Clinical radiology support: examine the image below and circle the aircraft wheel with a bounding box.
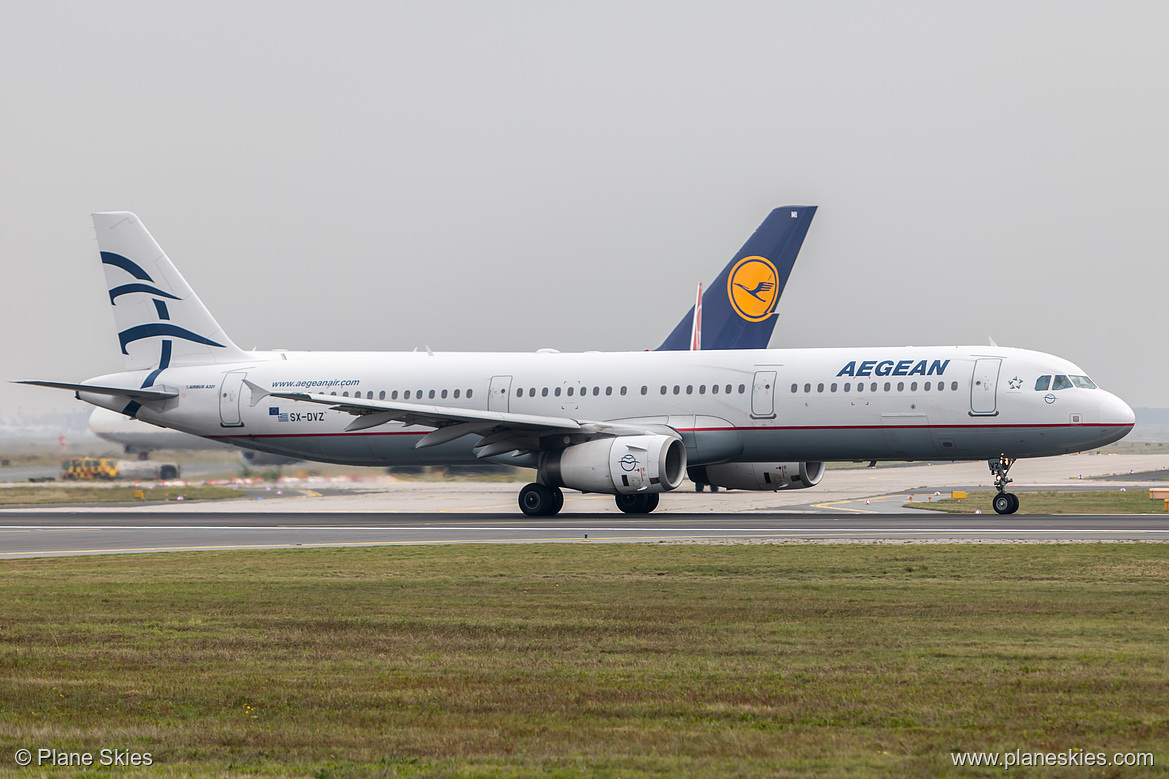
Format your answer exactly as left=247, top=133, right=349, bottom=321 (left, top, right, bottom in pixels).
left=549, top=487, right=564, bottom=516
left=992, top=492, right=1019, bottom=515
left=519, top=483, right=554, bottom=517
left=615, top=494, right=647, bottom=514
left=695, top=483, right=705, bottom=492
left=615, top=493, right=659, bottom=514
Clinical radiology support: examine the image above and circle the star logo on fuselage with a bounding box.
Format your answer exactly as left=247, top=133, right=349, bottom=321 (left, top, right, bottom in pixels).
left=1008, top=376, right=1023, bottom=390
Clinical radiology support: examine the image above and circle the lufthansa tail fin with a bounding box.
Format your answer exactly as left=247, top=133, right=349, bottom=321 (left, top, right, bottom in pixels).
left=656, top=206, right=816, bottom=351
left=94, top=212, right=248, bottom=371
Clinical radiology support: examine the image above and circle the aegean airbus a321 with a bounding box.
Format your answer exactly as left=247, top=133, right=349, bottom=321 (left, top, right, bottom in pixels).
left=19, top=208, right=1134, bottom=516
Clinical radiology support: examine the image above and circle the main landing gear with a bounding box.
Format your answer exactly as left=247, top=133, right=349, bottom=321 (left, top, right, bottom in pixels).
left=518, top=483, right=565, bottom=517
left=517, top=483, right=662, bottom=516
left=989, top=455, right=1019, bottom=515
left=615, top=493, right=659, bottom=514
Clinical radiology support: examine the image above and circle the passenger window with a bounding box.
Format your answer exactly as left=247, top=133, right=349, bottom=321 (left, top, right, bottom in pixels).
left=392, top=390, right=399, bottom=399
left=738, top=384, right=746, bottom=394
left=453, top=389, right=460, bottom=399
left=725, top=385, right=732, bottom=395
left=817, top=383, right=824, bottom=393
left=620, top=386, right=627, bottom=396
left=950, top=381, right=958, bottom=391
left=804, top=383, right=811, bottom=393
left=673, top=385, right=680, bottom=395
left=441, top=389, right=448, bottom=399
left=342, top=391, right=349, bottom=397
left=791, top=384, right=798, bottom=393
left=1034, top=375, right=1051, bottom=391
left=567, top=387, right=574, bottom=397
left=593, top=386, right=600, bottom=396
left=606, top=386, right=612, bottom=396
left=870, top=383, right=877, bottom=393
left=1052, top=375, right=1072, bottom=391
left=884, top=382, right=891, bottom=392
left=661, top=386, right=667, bottom=395
left=641, top=386, right=648, bottom=395
left=830, top=383, right=837, bottom=392
left=541, top=387, right=548, bottom=397
left=429, top=390, right=435, bottom=399
left=555, top=387, right=561, bottom=397
left=699, top=385, right=706, bottom=394
left=686, top=385, right=693, bottom=395
left=529, top=387, right=535, bottom=397
left=379, top=391, right=386, bottom=400
left=712, top=384, right=719, bottom=394
left=843, top=382, right=851, bottom=393
left=909, top=382, right=917, bottom=391
left=897, top=382, right=904, bottom=392
left=515, top=388, right=522, bottom=398
left=466, top=389, right=473, bottom=398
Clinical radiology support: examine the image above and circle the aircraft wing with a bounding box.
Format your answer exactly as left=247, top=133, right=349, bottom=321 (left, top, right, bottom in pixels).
left=14, top=380, right=178, bottom=402
left=259, top=386, right=665, bottom=457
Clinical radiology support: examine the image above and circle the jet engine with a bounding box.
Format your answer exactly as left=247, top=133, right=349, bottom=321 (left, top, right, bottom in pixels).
left=688, top=461, right=825, bottom=491
left=542, top=435, right=687, bottom=495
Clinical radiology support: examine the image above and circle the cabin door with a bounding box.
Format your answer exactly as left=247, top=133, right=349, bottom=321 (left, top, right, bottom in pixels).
left=219, top=371, right=247, bottom=427
left=970, top=359, right=1002, bottom=416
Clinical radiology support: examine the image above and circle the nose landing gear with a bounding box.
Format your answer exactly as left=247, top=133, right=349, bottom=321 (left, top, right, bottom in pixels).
left=989, top=455, right=1019, bottom=514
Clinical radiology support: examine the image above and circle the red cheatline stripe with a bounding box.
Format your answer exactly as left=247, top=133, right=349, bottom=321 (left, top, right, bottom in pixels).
left=208, top=422, right=1132, bottom=441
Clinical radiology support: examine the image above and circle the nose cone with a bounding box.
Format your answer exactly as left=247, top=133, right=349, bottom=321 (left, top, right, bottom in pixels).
left=1101, top=392, right=1136, bottom=429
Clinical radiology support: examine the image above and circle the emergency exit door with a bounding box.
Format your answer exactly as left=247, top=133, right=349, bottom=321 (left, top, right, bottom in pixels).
left=751, top=370, right=777, bottom=419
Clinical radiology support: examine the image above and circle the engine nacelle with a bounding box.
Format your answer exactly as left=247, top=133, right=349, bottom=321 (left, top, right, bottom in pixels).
left=688, top=461, right=825, bottom=491
left=543, top=435, right=687, bottom=495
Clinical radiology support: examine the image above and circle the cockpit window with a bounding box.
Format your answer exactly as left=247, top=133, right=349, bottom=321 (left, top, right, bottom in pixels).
left=1034, top=375, right=1051, bottom=391
left=1051, top=375, right=1073, bottom=391
left=1070, top=375, right=1097, bottom=389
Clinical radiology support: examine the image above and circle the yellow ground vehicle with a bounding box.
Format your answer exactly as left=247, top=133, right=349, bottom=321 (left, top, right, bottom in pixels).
left=61, top=458, right=180, bottom=480
left=61, top=458, right=119, bottom=480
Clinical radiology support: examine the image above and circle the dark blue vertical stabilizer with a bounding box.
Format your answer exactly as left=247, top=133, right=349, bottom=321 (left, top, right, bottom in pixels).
left=656, top=206, right=816, bottom=351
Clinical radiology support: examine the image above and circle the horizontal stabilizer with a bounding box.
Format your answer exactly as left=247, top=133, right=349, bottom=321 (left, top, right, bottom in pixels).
left=14, top=380, right=177, bottom=401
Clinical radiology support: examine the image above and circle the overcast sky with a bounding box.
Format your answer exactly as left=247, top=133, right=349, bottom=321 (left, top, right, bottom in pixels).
left=3, top=1, right=1166, bottom=418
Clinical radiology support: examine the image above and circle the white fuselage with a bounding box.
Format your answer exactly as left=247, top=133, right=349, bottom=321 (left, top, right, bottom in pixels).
left=78, top=345, right=1135, bottom=469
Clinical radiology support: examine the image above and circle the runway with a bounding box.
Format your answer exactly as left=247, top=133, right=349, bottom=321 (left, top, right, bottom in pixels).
left=3, top=453, right=1167, bottom=557
left=1, top=511, right=1167, bottom=557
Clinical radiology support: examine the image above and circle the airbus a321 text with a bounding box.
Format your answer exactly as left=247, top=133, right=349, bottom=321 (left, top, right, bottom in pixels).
left=20, top=209, right=1134, bottom=516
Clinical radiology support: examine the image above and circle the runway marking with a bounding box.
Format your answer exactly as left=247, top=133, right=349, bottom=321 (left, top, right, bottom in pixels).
left=2, top=525, right=1168, bottom=533
left=4, top=528, right=1169, bottom=558
left=810, top=496, right=889, bottom=513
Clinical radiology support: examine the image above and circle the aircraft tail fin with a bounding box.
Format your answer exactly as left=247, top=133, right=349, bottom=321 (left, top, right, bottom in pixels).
left=93, top=212, right=249, bottom=371
left=656, top=206, right=816, bottom=351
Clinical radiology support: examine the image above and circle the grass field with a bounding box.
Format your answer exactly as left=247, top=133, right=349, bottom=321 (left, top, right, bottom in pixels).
left=0, top=484, right=245, bottom=506
left=911, top=490, right=1169, bottom=515
left=1, top=544, right=1166, bottom=777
